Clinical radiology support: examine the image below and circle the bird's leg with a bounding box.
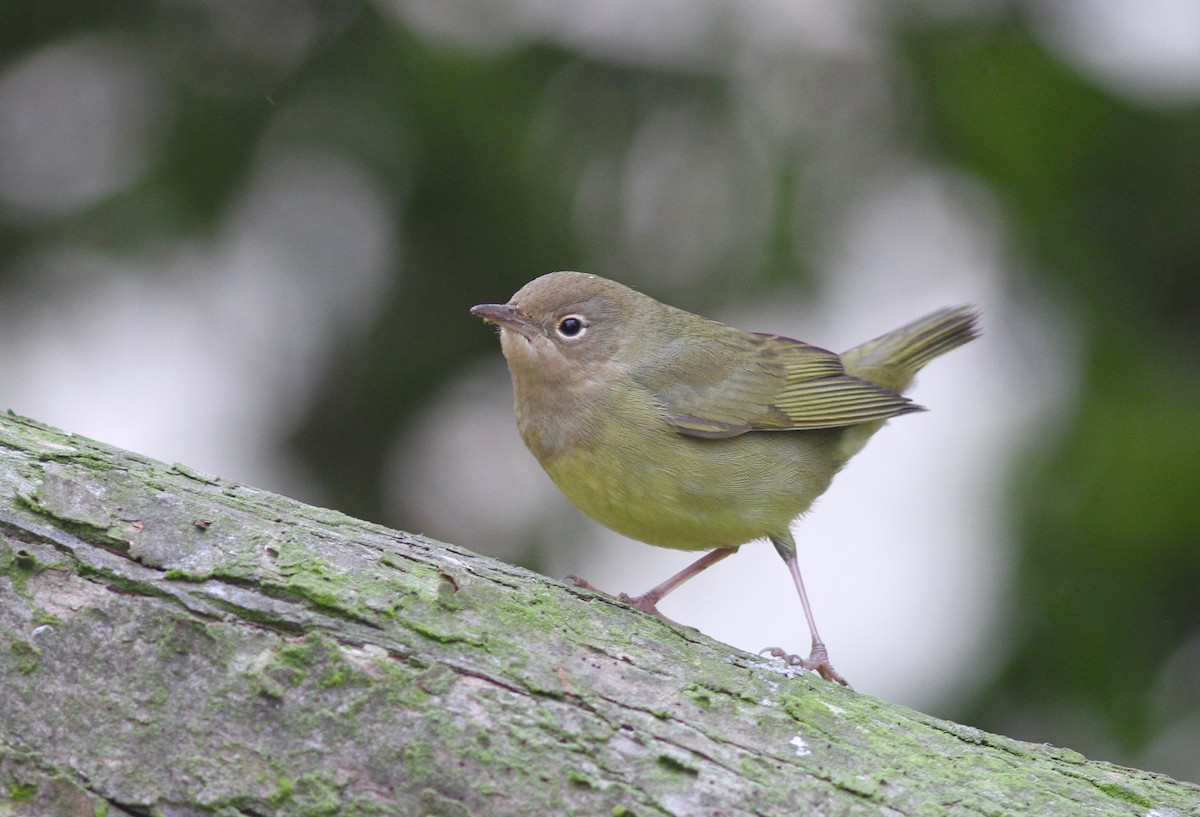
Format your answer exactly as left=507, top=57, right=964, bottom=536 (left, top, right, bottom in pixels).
left=764, top=533, right=850, bottom=687
left=619, top=546, right=739, bottom=618
left=565, top=547, right=739, bottom=622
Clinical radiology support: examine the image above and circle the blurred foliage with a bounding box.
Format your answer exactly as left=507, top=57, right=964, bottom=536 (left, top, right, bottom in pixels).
left=901, top=13, right=1200, bottom=754
left=289, top=29, right=584, bottom=516
left=2, top=0, right=1197, bottom=781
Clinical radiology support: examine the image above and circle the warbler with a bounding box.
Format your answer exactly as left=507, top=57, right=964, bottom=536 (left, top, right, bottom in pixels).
left=472, top=271, right=979, bottom=685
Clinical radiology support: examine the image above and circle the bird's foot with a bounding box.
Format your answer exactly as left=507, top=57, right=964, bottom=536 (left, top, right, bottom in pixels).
left=563, top=576, right=691, bottom=629
left=615, top=591, right=667, bottom=618
left=563, top=575, right=662, bottom=613
left=620, top=592, right=701, bottom=631
left=762, top=644, right=851, bottom=688
left=562, top=574, right=601, bottom=592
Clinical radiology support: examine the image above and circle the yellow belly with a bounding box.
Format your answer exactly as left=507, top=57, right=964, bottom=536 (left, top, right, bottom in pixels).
left=542, top=424, right=844, bottom=551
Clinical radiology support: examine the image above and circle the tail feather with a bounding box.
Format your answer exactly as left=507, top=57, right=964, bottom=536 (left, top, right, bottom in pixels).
left=841, top=306, right=981, bottom=394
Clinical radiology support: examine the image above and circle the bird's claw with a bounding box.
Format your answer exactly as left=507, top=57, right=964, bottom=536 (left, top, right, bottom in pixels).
left=564, top=578, right=692, bottom=630
left=762, top=645, right=851, bottom=688
left=562, top=574, right=600, bottom=591
left=615, top=591, right=655, bottom=615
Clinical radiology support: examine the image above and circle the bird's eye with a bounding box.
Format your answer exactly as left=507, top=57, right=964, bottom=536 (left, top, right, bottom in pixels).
left=556, top=315, right=587, bottom=339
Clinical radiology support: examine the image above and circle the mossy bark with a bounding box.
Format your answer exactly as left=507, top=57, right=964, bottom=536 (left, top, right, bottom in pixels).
left=0, top=412, right=1196, bottom=817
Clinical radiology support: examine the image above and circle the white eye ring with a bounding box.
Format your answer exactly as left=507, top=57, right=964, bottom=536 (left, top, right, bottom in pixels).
left=555, top=314, right=588, bottom=340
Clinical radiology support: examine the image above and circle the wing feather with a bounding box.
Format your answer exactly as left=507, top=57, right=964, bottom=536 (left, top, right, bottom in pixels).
left=633, top=329, right=918, bottom=439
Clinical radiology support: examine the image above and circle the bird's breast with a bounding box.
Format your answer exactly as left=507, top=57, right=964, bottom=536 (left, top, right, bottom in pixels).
left=527, top=385, right=844, bottom=551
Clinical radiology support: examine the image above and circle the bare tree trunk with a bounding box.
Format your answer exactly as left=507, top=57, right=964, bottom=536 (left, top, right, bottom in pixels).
left=0, top=412, right=1196, bottom=816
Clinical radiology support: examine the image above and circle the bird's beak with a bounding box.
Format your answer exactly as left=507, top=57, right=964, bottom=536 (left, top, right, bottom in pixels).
left=470, top=303, right=538, bottom=339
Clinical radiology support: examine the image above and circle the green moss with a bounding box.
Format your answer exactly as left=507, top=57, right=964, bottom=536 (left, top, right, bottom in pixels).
left=0, top=539, right=41, bottom=595
left=7, top=781, right=37, bottom=801
left=250, top=668, right=290, bottom=699
left=777, top=682, right=833, bottom=725
left=436, top=572, right=463, bottom=611
left=1050, top=746, right=1087, bottom=764
left=277, top=634, right=323, bottom=667
left=291, top=772, right=341, bottom=816
left=419, top=788, right=475, bottom=817
left=377, top=552, right=413, bottom=572
left=655, top=753, right=699, bottom=777
left=155, top=618, right=220, bottom=664
left=9, top=639, right=40, bottom=675
left=246, top=634, right=383, bottom=702
left=319, top=669, right=345, bottom=688
left=681, top=682, right=717, bottom=708
left=268, top=776, right=294, bottom=806
left=401, top=616, right=487, bottom=648
left=73, top=561, right=176, bottom=604
left=16, top=482, right=133, bottom=552
left=262, top=538, right=420, bottom=625
left=274, top=663, right=305, bottom=687
left=400, top=737, right=438, bottom=781
left=31, top=610, right=61, bottom=626
left=0, top=569, right=25, bottom=598
left=567, top=770, right=596, bottom=789
left=283, top=633, right=357, bottom=689
left=413, top=663, right=454, bottom=695
left=274, top=572, right=346, bottom=612
left=168, top=462, right=222, bottom=485
left=195, top=593, right=308, bottom=634
left=738, top=754, right=778, bottom=784
left=1095, top=782, right=1152, bottom=807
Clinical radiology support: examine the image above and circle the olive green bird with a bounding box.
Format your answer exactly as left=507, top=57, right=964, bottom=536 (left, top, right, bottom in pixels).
left=472, top=271, right=979, bottom=686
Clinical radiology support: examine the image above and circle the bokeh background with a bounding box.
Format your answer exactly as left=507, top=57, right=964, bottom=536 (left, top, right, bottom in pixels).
left=2, top=0, right=1197, bottom=783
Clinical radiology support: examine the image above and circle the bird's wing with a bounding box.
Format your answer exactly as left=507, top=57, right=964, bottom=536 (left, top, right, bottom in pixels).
left=633, top=330, right=920, bottom=439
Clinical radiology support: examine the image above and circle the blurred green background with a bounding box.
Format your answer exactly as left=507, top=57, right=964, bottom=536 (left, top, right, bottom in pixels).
left=1, top=0, right=1197, bottom=783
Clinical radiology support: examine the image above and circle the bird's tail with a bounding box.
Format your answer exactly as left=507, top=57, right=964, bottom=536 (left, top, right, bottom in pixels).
left=841, top=306, right=981, bottom=394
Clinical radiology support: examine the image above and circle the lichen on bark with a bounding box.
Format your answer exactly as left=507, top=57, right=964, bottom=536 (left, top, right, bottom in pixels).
left=1, top=412, right=1197, bottom=816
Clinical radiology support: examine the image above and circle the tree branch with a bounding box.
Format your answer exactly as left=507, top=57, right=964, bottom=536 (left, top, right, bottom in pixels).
left=0, top=412, right=1195, bottom=816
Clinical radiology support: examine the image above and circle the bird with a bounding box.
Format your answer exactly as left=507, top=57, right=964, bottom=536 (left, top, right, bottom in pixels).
left=472, top=271, right=980, bottom=685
